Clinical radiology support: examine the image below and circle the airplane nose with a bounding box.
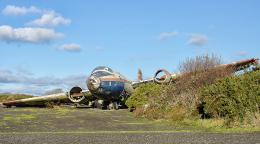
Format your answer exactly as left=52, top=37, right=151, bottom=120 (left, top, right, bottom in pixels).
left=87, top=75, right=101, bottom=92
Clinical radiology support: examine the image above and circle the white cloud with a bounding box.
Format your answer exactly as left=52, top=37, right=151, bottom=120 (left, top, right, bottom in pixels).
left=0, top=25, right=63, bottom=43
left=188, top=34, right=208, bottom=46
left=0, top=69, right=87, bottom=95
left=158, top=31, right=179, bottom=41
left=59, top=43, right=81, bottom=52
left=2, top=5, right=41, bottom=15
left=28, top=11, right=71, bottom=27
left=2, top=5, right=71, bottom=27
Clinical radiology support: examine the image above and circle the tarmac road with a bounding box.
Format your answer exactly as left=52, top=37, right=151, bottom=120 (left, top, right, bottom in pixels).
left=0, top=108, right=259, bottom=144
left=0, top=132, right=260, bottom=144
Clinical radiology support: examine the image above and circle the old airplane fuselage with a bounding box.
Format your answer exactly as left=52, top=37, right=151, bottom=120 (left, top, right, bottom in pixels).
left=87, top=66, right=133, bottom=101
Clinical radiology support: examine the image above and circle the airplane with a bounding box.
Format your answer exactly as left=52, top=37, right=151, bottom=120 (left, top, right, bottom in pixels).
left=2, top=58, right=259, bottom=109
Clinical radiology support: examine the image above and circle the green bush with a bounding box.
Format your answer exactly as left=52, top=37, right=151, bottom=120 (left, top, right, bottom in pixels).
left=125, top=83, right=164, bottom=109
left=200, top=70, right=260, bottom=125
left=126, top=80, right=203, bottom=120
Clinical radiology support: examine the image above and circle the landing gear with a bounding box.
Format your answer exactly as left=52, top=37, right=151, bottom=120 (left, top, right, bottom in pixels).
left=107, top=102, right=119, bottom=110
left=93, top=100, right=119, bottom=110
left=94, top=100, right=106, bottom=109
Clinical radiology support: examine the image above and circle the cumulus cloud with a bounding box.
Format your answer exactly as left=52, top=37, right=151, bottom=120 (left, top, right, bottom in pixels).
left=2, top=5, right=41, bottom=15
left=28, top=11, right=71, bottom=27
left=0, top=69, right=87, bottom=95
left=188, top=34, right=208, bottom=46
left=59, top=43, right=81, bottom=52
left=2, top=5, right=71, bottom=27
left=158, top=31, right=179, bottom=41
left=0, top=25, right=63, bottom=43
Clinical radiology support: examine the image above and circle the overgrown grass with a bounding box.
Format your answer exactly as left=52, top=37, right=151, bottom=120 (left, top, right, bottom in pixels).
left=176, top=118, right=260, bottom=132
left=3, top=114, right=36, bottom=124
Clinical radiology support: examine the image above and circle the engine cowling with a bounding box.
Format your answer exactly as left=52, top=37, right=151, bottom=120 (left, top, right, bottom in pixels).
left=67, top=86, right=85, bottom=103
left=153, top=69, right=172, bottom=84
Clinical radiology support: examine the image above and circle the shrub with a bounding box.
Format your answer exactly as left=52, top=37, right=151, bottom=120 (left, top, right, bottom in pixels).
left=125, top=83, right=164, bottom=110
left=200, top=70, right=260, bottom=126
left=179, top=54, right=222, bottom=73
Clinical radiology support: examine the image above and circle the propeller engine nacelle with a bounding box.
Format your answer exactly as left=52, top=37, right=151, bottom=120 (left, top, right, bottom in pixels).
left=67, top=86, right=85, bottom=103
left=153, top=69, right=172, bottom=84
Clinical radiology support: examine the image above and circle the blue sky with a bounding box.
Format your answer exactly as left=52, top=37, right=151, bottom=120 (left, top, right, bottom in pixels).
left=0, top=0, right=259, bottom=95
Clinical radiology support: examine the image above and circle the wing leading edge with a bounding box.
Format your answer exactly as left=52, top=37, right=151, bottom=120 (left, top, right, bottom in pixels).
left=2, top=89, right=91, bottom=107
left=131, top=58, right=259, bottom=88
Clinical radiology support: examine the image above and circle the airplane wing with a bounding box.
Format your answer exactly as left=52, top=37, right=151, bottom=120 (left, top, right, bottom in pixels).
left=131, top=78, right=153, bottom=88
left=2, top=87, right=91, bottom=107
left=131, top=58, right=259, bottom=88
left=219, top=58, right=259, bottom=71
left=132, top=69, right=177, bottom=88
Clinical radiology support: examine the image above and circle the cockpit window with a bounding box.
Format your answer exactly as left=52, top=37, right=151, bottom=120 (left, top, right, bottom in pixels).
left=93, top=71, right=112, bottom=77
left=91, top=66, right=114, bottom=77
left=92, top=66, right=113, bottom=73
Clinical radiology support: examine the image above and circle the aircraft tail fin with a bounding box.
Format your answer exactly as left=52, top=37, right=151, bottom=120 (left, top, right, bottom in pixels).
left=137, top=69, right=143, bottom=81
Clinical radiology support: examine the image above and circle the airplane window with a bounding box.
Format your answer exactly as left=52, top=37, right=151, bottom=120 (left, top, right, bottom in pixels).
left=92, top=66, right=113, bottom=73
left=111, top=81, right=116, bottom=86
left=105, top=67, right=113, bottom=73
left=93, top=71, right=112, bottom=77
left=101, top=81, right=110, bottom=86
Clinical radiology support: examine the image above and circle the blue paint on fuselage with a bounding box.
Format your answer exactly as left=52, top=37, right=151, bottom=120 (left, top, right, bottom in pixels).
left=96, top=81, right=125, bottom=100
